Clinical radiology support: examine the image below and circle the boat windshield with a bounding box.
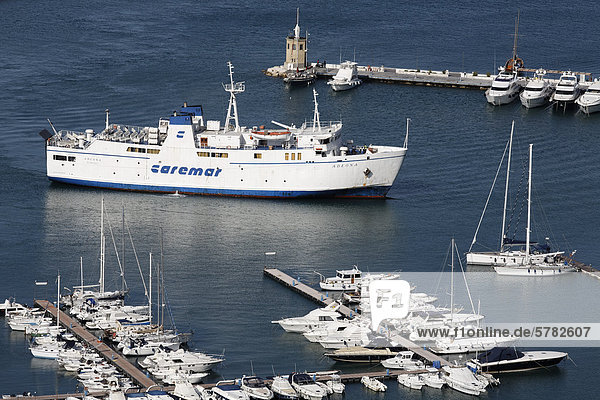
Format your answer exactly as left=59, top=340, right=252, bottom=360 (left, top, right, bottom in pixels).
left=525, top=86, right=544, bottom=92
left=556, top=89, right=575, bottom=95
left=244, top=377, right=266, bottom=388
left=491, top=85, right=509, bottom=91
left=587, top=89, right=600, bottom=94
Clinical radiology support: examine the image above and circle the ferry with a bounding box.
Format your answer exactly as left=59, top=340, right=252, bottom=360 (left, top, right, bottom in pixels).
left=40, top=63, right=409, bottom=198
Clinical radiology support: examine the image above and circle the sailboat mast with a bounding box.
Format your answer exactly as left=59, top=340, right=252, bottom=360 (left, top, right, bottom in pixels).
left=149, top=252, right=152, bottom=325
left=122, top=204, right=125, bottom=293
left=100, top=198, right=105, bottom=294
left=525, top=144, right=533, bottom=264
left=57, top=273, right=60, bottom=328
left=500, top=121, right=514, bottom=250
left=512, top=11, right=520, bottom=61
left=80, top=256, right=84, bottom=294
left=450, top=238, right=455, bottom=322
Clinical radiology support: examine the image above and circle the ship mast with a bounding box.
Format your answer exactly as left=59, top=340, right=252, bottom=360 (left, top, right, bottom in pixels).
left=500, top=120, right=514, bottom=250
left=525, top=144, right=532, bottom=265
left=312, top=89, right=321, bottom=131
left=223, top=62, right=245, bottom=132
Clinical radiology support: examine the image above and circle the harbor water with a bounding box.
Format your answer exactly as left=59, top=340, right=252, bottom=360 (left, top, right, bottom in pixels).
left=0, top=0, right=599, bottom=397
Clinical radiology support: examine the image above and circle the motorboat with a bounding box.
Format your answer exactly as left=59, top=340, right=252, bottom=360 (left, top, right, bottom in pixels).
left=519, top=70, right=554, bottom=108
left=288, top=373, right=326, bottom=400
left=467, top=346, right=568, bottom=373
left=162, top=371, right=209, bottom=385
left=145, top=390, right=174, bottom=400
left=271, top=302, right=344, bottom=333
left=213, top=382, right=251, bottom=400
left=467, top=122, right=574, bottom=272
left=397, top=374, right=424, bottom=390
left=302, top=320, right=353, bottom=343
left=324, top=374, right=344, bottom=394
left=324, top=346, right=402, bottom=363
left=442, top=366, right=487, bottom=396
left=0, top=298, right=27, bottom=316
left=420, top=369, right=445, bottom=389
left=551, top=71, right=582, bottom=109
left=327, top=61, right=362, bottom=91
left=381, top=351, right=425, bottom=370
left=121, top=336, right=180, bottom=356
left=317, top=323, right=371, bottom=349
left=576, top=81, right=600, bottom=114
left=431, top=334, right=515, bottom=354
left=485, top=69, right=524, bottom=105
left=360, top=376, right=386, bottom=392
left=318, top=267, right=361, bottom=291
left=172, top=379, right=203, bottom=400
left=270, top=376, right=298, bottom=400
left=283, top=68, right=316, bottom=86
left=241, top=376, right=274, bottom=400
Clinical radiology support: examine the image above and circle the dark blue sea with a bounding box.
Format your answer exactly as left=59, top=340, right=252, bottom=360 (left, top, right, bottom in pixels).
left=1, top=0, right=599, bottom=397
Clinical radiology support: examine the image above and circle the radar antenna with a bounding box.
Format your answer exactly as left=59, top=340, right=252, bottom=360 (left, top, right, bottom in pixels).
left=223, top=61, right=245, bottom=132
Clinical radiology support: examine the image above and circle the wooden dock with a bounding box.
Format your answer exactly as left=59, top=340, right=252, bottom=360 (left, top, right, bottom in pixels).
left=263, top=268, right=450, bottom=366
left=34, top=300, right=157, bottom=389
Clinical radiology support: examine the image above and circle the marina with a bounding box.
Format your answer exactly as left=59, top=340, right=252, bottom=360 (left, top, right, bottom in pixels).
left=1, top=1, right=599, bottom=399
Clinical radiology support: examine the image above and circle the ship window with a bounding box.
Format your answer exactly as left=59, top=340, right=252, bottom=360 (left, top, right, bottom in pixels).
left=197, top=151, right=210, bottom=157
left=285, top=153, right=289, bottom=160
left=221, top=153, right=228, bottom=158
left=297, top=153, right=301, bottom=160
left=200, top=137, right=208, bottom=148
left=68, top=156, right=76, bottom=162
left=293, top=44, right=296, bottom=50
left=147, top=149, right=160, bottom=154
left=291, top=153, right=295, bottom=160
left=212, top=153, right=228, bottom=158
left=53, top=155, right=67, bottom=161
left=300, top=44, right=303, bottom=50
left=211, top=152, right=216, bottom=157
left=254, top=153, right=262, bottom=159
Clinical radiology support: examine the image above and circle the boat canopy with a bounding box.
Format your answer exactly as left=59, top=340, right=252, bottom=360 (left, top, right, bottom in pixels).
left=477, top=347, right=524, bottom=363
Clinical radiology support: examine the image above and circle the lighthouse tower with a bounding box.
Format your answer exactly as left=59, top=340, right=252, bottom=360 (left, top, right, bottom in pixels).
left=285, top=8, right=308, bottom=70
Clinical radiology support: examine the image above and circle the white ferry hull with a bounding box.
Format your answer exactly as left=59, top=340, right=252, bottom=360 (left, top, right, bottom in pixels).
left=47, top=144, right=406, bottom=198
left=485, top=88, right=521, bottom=105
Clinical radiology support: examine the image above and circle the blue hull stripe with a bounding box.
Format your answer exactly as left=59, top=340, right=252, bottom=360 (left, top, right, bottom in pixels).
left=49, top=177, right=391, bottom=198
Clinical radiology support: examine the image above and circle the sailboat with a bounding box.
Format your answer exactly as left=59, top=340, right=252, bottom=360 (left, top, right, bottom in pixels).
left=466, top=123, right=575, bottom=276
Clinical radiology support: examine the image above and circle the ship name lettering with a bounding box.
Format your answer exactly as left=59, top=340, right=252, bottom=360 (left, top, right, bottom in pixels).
left=151, top=164, right=222, bottom=177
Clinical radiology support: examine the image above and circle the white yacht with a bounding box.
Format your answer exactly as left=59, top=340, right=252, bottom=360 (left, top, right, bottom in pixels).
left=317, top=323, right=371, bottom=349
left=213, top=382, right=250, bottom=400
left=420, top=369, right=445, bottom=389
left=519, top=70, right=554, bottom=108
left=271, top=302, right=344, bottom=333
left=492, top=144, right=575, bottom=276
left=42, top=63, right=408, bottom=199
left=327, top=61, right=362, bottom=91
left=485, top=70, right=524, bottom=105
left=270, top=376, right=298, bottom=400
left=288, top=373, right=326, bottom=400
left=551, top=71, right=582, bottom=109
left=381, top=351, right=425, bottom=370
left=576, top=81, right=600, bottom=114
left=318, top=266, right=361, bottom=291
left=442, top=366, right=487, bottom=396
left=324, top=374, right=344, bottom=394
left=466, top=122, right=573, bottom=271
left=360, top=376, right=386, bottom=392
left=397, top=374, right=424, bottom=390
left=240, top=376, right=274, bottom=400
